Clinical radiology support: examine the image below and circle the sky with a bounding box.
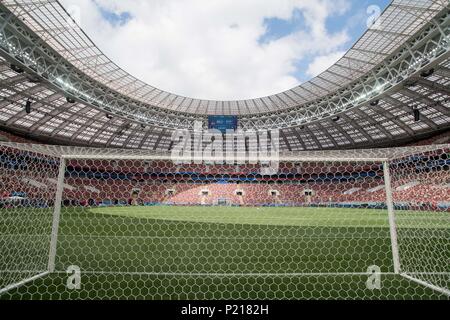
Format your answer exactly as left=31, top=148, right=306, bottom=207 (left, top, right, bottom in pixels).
left=60, top=0, right=391, bottom=101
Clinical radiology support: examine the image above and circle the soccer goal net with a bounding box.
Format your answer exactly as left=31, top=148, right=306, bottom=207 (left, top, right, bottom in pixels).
left=0, top=142, right=448, bottom=299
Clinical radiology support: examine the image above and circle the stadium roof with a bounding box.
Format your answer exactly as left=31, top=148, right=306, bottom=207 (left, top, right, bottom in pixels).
left=1, top=0, right=447, bottom=115
left=0, top=0, right=449, bottom=151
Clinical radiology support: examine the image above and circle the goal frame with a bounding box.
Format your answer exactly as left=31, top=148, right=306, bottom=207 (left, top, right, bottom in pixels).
left=0, top=143, right=449, bottom=298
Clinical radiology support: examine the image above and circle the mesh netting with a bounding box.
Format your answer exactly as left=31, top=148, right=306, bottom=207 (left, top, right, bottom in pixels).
left=0, top=143, right=448, bottom=299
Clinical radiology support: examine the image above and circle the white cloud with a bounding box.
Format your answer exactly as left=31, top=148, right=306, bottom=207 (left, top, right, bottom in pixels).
left=61, top=0, right=350, bottom=100
left=306, top=51, right=346, bottom=77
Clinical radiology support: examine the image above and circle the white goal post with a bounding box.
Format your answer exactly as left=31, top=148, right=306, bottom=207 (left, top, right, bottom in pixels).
left=0, top=142, right=448, bottom=299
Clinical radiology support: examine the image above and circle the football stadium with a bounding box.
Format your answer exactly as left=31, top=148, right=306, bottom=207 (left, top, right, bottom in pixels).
left=0, top=0, right=449, bottom=301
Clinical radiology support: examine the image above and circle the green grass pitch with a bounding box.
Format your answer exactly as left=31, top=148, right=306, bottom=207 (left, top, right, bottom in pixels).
left=0, top=206, right=448, bottom=300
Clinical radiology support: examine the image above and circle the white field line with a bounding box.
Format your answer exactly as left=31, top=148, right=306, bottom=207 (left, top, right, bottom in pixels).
left=401, top=273, right=450, bottom=297
left=0, top=271, right=49, bottom=295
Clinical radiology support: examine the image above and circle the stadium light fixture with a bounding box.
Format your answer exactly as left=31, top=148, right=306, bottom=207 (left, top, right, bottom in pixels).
left=66, top=97, right=76, bottom=104
left=413, top=107, right=420, bottom=122
left=10, top=64, right=24, bottom=73
left=420, top=68, right=435, bottom=78
left=332, top=116, right=340, bottom=122
left=370, top=100, right=380, bottom=107
left=25, top=99, right=32, bottom=114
